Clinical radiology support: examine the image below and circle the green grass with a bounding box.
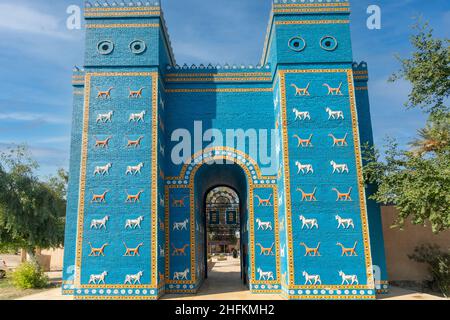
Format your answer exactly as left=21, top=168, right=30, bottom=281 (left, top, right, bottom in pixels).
left=0, top=273, right=58, bottom=300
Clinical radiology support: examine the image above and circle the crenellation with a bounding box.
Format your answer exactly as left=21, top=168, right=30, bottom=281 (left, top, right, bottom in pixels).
left=85, top=1, right=161, bottom=8
left=166, top=64, right=271, bottom=72
left=352, top=61, right=369, bottom=82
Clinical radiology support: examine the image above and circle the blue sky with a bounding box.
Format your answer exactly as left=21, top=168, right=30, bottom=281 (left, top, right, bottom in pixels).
left=0, top=0, right=448, bottom=177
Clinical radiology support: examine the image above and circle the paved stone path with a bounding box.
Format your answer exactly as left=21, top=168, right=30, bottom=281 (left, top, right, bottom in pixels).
left=163, top=258, right=282, bottom=300
left=379, top=286, right=447, bottom=300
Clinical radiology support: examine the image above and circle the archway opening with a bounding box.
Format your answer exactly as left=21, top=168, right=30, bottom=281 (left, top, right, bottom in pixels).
left=194, top=163, right=250, bottom=293
left=206, top=187, right=240, bottom=257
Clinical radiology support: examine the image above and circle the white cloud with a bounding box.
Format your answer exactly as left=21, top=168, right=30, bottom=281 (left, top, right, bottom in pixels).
left=0, top=3, right=70, bottom=39
left=36, top=136, right=71, bottom=144
left=0, top=112, right=70, bottom=124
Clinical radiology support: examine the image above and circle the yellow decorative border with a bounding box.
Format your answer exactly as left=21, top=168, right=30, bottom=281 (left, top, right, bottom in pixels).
left=165, top=77, right=272, bottom=83
left=251, top=290, right=282, bottom=294
left=273, top=3, right=350, bottom=8
left=74, top=72, right=159, bottom=290
left=86, top=23, right=159, bottom=29
left=74, top=74, right=91, bottom=286
left=74, top=295, right=158, bottom=300
left=273, top=8, right=350, bottom=14
left=278, top=68, right=374, bottom=290
left=85, top=11, right=160, bottom=17
left=282, top=294, right=375, bottom=300
left=85, top=6, right=160, bottom=12
left=165, top=88, right=273, bottom=93
left=166, top=72, right=271, bottom=78
left=252, top=185, right=281, bottom=285
left=62, top=290, right=74, bottom=295
left=275, top=20, right=349, bottom=25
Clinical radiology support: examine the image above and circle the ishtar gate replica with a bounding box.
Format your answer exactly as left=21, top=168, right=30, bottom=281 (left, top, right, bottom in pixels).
left=63, top=0, right=389, bottom=300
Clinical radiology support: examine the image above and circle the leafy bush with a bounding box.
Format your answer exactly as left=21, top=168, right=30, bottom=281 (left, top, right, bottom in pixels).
left=409, top=244, right=450, bottom=297
left=12, top=262, right=49, bottom=289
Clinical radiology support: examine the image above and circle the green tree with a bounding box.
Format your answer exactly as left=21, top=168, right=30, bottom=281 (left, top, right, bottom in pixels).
left=46, top=168, right=69, bottom=201
left=410, top=114, right=450, bottom=156
left=389, top=20, right=449, bottom=115
left=409, top=244, right=450, bottom=297
left=363, top=21, right=450, bottom=233
left=0, top=145, right=66, bottom=262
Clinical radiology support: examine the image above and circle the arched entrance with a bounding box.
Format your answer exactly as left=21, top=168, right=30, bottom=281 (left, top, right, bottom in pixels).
left=205, top=187, right=240, bottom=257
left=165, top=147, right=279, bottom=295
left=194, top=163, right=250, bottom=291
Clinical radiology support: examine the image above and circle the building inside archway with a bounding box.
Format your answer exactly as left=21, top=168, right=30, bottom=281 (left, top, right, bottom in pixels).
left=205, top=187, right=240, bottom=255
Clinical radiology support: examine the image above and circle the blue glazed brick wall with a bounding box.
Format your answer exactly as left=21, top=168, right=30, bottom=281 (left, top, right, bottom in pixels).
left=62, top=84, right=84, bottom=294
left=63, top=0, right=386, bottom=300
left=283, top=69, right=369, bottom=287
left=274, top=16, right=353, bottom=65
left=84, top=18, right=160, bottom=68
left=354, top=63, right=389, bottom=292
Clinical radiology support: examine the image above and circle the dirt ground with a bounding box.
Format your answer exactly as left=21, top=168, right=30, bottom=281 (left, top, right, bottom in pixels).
left=0, top=274, right=59, bottom=300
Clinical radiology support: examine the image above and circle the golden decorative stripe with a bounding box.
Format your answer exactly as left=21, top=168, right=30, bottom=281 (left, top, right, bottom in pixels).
left=75, top=296, right=158, bottom=300
left=165, top=72, right=271, bottom=78
left=151, top=73, right=159, bottom=287
left=74, top=75, right=91, bottom=286
left=274, top=2, right=350, bottom=8
left=353, top=70, right=369, bottom=75
left=86, top=23, right=159, bottom=29
left=284, top=295, right=375, bottom=300
left=166, top=88, right=273, bottom=93
left=275, top=19, right=349, bottom=25
left=85, top=6, right=160, bottom=12
left=88, top=72, right=153, bottom=77
left=165, top=77, right=272, bottom=83
left=278, top=72, right=294, bottom=285
left=347, top=69, right=375, bottom=288
left=85, top=11, right=160, bottom=17
left=80, top=284, right=151, bottom=289
left=273, top=8, right=350, bottom=14
left=355, top=87, right=368, bottom=91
